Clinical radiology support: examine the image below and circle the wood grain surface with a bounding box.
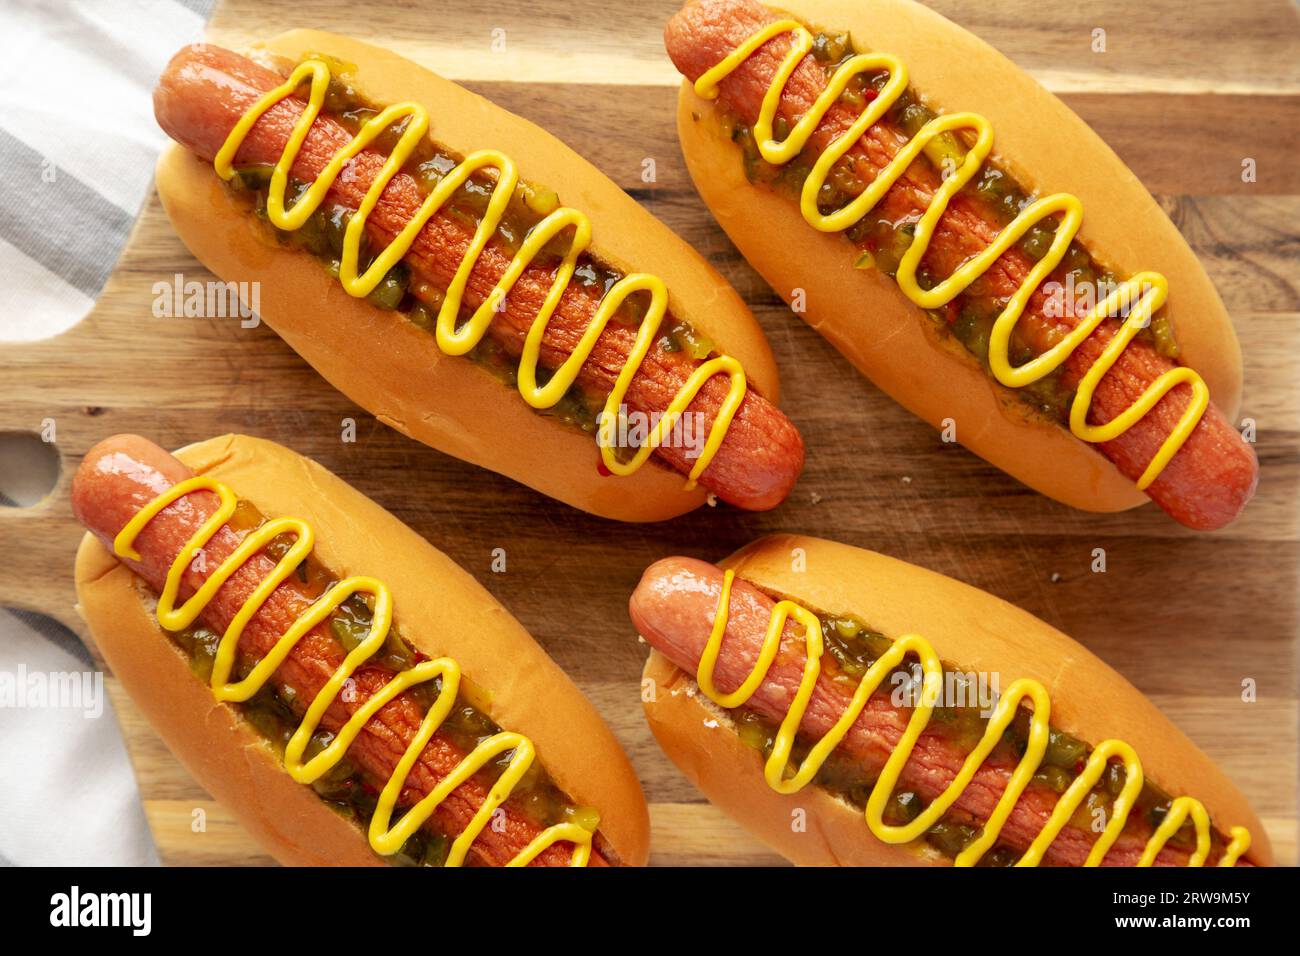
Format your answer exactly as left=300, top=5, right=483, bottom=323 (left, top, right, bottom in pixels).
left=1, top=0, right=1296, bottom=866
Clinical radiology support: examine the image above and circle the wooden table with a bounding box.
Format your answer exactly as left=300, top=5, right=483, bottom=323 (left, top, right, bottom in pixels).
left=1, top=0, right=1296, bottom=866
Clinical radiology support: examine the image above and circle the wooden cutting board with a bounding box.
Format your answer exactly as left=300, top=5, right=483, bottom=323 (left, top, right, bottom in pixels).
left=1, top=0, right=1296, bottom=866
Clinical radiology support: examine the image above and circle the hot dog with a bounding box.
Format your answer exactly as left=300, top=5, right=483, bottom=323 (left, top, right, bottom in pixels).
left=152, top=31, right=805, bottom=522
left=666, top=0, right=1257, bottom=529
left=72, top=433, right=649, bottom=866
left=630, top=535, right=1269, bottom=866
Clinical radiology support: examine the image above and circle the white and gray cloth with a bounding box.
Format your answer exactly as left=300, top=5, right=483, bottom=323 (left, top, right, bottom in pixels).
left=0, top=0, right=214, bottom=865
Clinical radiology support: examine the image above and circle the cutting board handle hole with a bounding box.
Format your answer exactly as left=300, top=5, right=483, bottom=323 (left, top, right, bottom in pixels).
left=0, top=432, right=62, bottom=508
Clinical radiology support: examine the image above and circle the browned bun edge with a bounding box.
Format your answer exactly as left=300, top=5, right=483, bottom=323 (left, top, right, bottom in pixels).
left=74, top=433, right=650, bottom=866
left=644, top=649, right=943, bottom=865
left=675, top=0, right=1244, bottom=513
left=642, top=534, right=1270, bottom=866
left=155, top=28, right=782, bottom=523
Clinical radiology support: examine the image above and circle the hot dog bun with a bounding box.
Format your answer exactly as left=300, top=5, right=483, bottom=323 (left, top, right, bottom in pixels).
left=73, top=433, right=650, bottom=866
left=674, top=0, right=1243, bottom=515
left=638, top=534, right=1270, bottom=866
left=154, top=29, right=781, bottom=523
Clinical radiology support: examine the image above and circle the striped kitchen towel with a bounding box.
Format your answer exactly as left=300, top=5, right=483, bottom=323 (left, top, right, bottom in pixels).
left=0, top=0, right=214, bottom=866
left=0, top=0, right=214, bottom=341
